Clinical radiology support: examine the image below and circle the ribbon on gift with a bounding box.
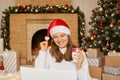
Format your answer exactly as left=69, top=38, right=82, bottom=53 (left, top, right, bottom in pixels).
left=87, top=57, right=102, bottom=67
left=104, top=66, right=120, bottom=76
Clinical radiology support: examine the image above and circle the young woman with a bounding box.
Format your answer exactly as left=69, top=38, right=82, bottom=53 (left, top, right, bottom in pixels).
left=35, top=19, right=91, bottom=80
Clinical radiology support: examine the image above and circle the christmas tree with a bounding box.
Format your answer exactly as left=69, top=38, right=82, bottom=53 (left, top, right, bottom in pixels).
left=82, top=0, right=120, bottom=55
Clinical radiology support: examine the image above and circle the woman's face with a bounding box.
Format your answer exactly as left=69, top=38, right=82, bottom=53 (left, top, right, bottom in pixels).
left=52, top=32, right=69, bottom=48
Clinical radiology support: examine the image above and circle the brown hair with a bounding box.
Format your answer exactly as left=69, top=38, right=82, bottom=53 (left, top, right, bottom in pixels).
left=50, top=36, right=76, bottom=62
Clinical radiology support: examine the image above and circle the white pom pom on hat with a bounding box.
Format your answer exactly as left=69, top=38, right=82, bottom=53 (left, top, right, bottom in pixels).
left=45, top=19, right=70, bottom=41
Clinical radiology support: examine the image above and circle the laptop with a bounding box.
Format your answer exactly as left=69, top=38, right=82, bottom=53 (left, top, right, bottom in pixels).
left=20, top=66, right=77, bottom=80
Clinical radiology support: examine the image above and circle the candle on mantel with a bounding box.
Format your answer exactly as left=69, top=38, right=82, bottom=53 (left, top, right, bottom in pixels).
left=0, top=38, right=4, bottom=52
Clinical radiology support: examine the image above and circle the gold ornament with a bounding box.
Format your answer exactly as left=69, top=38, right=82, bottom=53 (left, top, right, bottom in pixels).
left=90, top=36, right=94, bottom=40
left=110, top=23, right=113, bottom=28
left=80, top=32, right=83, bottom=35
left=71, top=10, right=74, bottom=13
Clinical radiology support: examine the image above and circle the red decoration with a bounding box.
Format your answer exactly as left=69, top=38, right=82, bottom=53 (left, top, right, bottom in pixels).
left=88, top=22, right=92, bottom=25
left=20, top=6, right=26, bottom=11
left=115, top=0, right=120, bottom=3
left=84, top=36, right=89, bottom=41
left=49, top=8, right=54, bottom=13
left=65, top=4, right=69, bottom=7
left=0, top=66, right=4, bottom=70
left=99, top=22, right=103, bottom=27
left=92, top=10, right=95, bottom=13
left=106, top=41, right=110, bottom=46
left=92, top=32, right=97, bottom=36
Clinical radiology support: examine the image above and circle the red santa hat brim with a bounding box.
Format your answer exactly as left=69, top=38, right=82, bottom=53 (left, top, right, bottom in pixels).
left=50, top=25, right=70, bottom=37
left=45, top=19, right=70, bottom=41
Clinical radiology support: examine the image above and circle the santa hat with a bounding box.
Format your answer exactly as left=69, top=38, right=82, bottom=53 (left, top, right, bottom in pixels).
left=45, top=19, right=70, bottom=40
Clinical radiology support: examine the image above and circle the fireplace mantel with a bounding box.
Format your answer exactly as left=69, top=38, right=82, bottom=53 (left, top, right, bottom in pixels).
left=10, top=14, right=78, bottom=65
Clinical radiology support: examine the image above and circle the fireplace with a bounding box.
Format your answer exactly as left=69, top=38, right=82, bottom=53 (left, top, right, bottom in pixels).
left=10, top=14, right=78, bottom=65
left=31, top=29, right=47, bottom=55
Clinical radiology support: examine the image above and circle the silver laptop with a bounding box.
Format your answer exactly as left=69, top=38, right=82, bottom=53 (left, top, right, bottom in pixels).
left=20, top=66, right=77, bottom=80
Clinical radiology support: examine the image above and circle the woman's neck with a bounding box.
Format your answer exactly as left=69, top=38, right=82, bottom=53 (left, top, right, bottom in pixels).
left=59, top=47, right=67, bottom=54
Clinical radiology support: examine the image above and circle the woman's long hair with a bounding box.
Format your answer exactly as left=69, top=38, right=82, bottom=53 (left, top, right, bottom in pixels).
left=50, top=36, right=76, bottom=62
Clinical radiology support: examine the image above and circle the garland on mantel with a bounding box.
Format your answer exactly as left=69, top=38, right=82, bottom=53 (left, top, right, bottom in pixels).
left=1, top=4, right=85, bottom=50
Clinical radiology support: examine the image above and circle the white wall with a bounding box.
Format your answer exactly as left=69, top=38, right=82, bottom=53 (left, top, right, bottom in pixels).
left=0, top=0, right=16, bottom=37
left=71, top=0, right=97, bottom=36
left=0, top=0, right=97, bottom=36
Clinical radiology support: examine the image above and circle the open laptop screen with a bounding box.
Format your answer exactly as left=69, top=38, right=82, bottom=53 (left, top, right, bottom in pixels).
left=20, top=66, right=77, bottom=80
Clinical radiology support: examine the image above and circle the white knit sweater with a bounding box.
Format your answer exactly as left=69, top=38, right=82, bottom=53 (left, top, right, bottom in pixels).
left=35, top=48, right=91, bottom=80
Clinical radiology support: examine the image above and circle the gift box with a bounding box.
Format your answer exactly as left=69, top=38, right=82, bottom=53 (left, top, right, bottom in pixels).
left=89, top=65, right=104, bottom=80
left=0, top=56, right=3, bottom=66
left=87, top=57, right=102, bottom=67
left=108, top=51, right=120, bottom=56
left=105, top=56, right=120, bottom=67
left=2, top=50, right=20, bottom=73
left=102, top=73, right=120, bottom=80
left=0, top=70, right=6, bottom=75
left=87, top=48, right=101, bottom=58
left=0, top=38, right=4, bottom=52
left=104, top=66, right=120, bottom=76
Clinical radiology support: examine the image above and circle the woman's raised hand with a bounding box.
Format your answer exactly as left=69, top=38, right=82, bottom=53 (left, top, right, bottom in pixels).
left=40, top=41, right=48, bottom=51
left=74, top=49, right=84, bottom=69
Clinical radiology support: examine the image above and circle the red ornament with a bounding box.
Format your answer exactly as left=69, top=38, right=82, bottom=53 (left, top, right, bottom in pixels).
left=92, top=32, right=97, bottom=36
left=65, top=4, right=69, bottom=7
left=84, top=36, right=89, bottom=41
left=92, top=10, right=95, bottom=13
left=115, top=0, right=120, bottom=3
left=99, top=22, right=103, bottom=27
left=20, top=6, right=26, bottom=11
left=0, top=66, right=4, bottom=70
left=49, top=8, right=54, bottom=13
left=88, top=22, right=92, bottom=25
left=106, top=42, right=109, bottom=46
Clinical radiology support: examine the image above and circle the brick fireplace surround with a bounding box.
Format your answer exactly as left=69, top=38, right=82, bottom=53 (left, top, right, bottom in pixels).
left=10, top=14, right=78, bottom=65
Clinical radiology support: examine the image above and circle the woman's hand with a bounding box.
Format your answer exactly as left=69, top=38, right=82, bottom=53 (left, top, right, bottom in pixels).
left=74, top=49, right=84, bottom=69
left=40, top=41, right=48, bottom=51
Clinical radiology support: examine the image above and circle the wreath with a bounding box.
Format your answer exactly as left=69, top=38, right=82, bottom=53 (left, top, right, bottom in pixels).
left=1, top=4, right=85, bottom=50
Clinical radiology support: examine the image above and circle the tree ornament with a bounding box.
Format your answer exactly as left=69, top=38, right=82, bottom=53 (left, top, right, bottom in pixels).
left=116, top=0, right=120, bottom=3
left=110, top=23, right=114, bottom=28
left=71, top=10, right=74, bottom=13
left=49, top=8, right=54, bottom=13
left=88, top=22, right=92, bottom=25
left=90, top=36, right=94, bottom=40
left=106, top=41, right=110, bottom=46
left=84, top=36, right=89, bottom=41
left=92, top=32, right=97, bottom=37
left=99, top=22, right=103, bottom=27
left=15, top=9, right=18, bottom=12
left=80, top=32, right=83, bottom=35
left=35, top=9, right=38, bottom=12
left=0, top=66, right=4, bottom=70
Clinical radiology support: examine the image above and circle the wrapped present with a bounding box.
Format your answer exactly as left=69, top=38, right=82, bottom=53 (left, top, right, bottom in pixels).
left=104, top=66, right=120, bottom=76
left=105, top=56, right=120, bottom=67
left=89, top=65, right=104, bottom=80
left=87, top=57, right=102, bottom=67
left=108, top=51, right=120, bottom=56
left=2, top=50, right=19, bottom=73
left=102, top=73, right=120, bottom=80
left=0, top=55, right=3, bottom=66
left=0, top=38, right=4, bottom=52
left=0, top=69, right=6, bottom=75
left=87, top=48, right=101, bottom=58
